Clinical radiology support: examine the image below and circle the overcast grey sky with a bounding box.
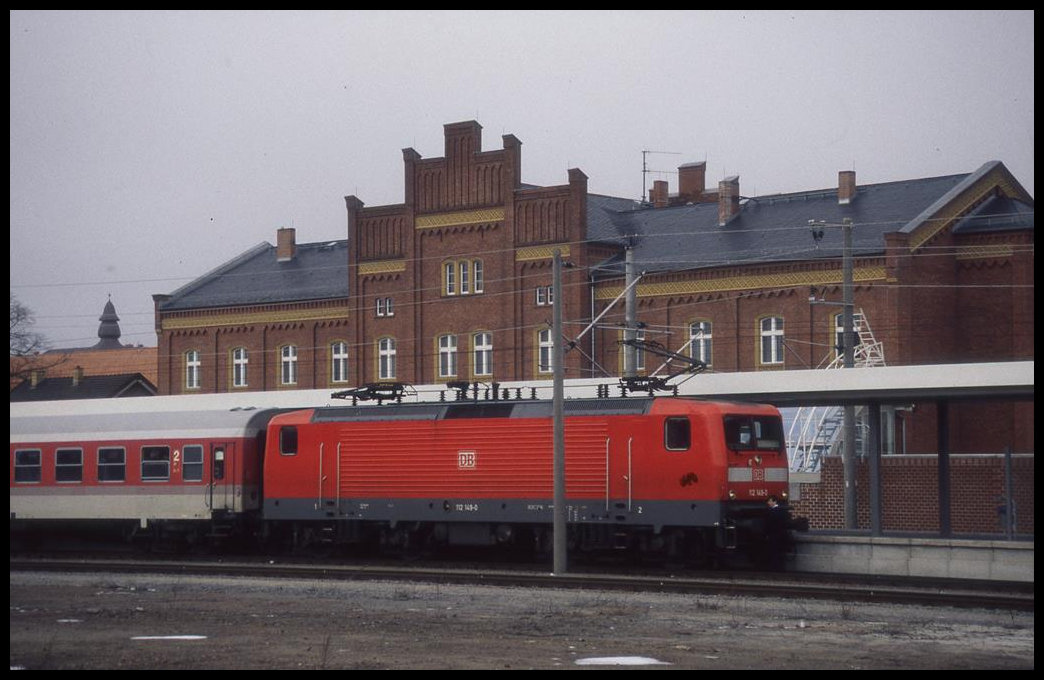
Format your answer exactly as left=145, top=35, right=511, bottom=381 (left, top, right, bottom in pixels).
left=9, top=10, right=1034, bottom=350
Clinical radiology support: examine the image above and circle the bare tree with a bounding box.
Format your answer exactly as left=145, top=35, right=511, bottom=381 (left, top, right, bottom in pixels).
left=10, top=293, right=66, bottom=386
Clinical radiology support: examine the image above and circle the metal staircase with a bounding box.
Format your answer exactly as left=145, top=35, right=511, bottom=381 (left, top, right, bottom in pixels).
left=786, top=311, right=886, bottom=473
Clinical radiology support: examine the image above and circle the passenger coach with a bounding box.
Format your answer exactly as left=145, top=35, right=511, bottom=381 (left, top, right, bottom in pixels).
left=10, top=400, right=279, bottom=545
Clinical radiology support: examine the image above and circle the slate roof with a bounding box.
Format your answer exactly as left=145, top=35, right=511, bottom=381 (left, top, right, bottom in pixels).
left=155, top=162, right=1031, bottom=310
left=159, top=239, right=349, bottom=311
left=9, top=373, right=157, bottom=401
left=587, top=161, right=1033, bottom=277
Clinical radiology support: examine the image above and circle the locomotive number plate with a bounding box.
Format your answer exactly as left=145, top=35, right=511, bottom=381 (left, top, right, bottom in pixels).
left=457, top=450, right=477, bottom=469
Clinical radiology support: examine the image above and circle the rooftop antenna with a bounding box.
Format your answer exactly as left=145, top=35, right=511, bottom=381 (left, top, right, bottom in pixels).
left=641, top=149, right=682, bottom=202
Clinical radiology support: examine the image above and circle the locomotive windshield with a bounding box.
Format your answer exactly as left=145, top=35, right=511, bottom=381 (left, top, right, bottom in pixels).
left=723, top=415, right=783, bottom=452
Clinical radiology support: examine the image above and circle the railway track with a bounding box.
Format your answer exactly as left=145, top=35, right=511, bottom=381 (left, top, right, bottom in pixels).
left=10, top=555, right=1033, bottom=612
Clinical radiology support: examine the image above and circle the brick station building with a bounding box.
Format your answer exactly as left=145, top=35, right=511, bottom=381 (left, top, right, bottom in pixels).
left=153, top=121, right=1033, bottom=533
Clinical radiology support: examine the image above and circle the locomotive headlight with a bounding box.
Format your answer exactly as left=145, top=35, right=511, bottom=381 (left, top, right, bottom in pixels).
left=728, top=490, right=736, bottom=499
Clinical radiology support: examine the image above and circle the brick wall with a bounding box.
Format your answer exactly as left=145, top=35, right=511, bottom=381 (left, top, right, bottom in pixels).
left=791, top=454, right=1034, bottom=536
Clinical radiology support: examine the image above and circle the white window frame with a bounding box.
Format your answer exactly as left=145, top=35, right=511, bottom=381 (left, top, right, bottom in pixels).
left=378, top=337, right=397, bottom=380
left=833, top=312, right=861, bottom=360
left=331, top=341, right=348, bottom=383
left=459, top=261, right=470, bottom=294
left=538, top=328, right=553, bottom=374
left=689, top=321, right=712, bottom=366
left=473, top=260, right=484, bottom=293
left=185, top=349, right=201, bottom=390
left=232, top=347, right=249, bottom=387
left=438, top=334, right=458, bottom=378
left=760, top=317, right=784, bottom=365
left=473, top=332, right=493, bottom=377
left=281, top=345, right=298, bottom=385
left=444, top=262, right=456, bottom=296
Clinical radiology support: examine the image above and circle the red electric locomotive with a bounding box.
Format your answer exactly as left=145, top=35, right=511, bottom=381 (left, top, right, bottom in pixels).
left=10, top=399, right=280, bottom=548
left=261, top=395, right=791, bottom=561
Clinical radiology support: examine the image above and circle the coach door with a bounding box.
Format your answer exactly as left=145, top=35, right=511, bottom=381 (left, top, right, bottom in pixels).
left=209, top=442, right=237, bottom=513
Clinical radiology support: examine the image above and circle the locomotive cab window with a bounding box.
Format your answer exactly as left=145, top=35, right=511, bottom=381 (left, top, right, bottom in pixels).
left=664, top=417, right=691, bottom=451
left=724, top=415, right=784, bottom=452
left=280, top=426, right=298, bottom=455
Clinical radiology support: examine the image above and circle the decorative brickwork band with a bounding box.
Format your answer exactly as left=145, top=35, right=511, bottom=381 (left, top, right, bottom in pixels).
left=161, top=306, right=351, bottom=330
left=595, top=266, right=888, bottom=300
left=415, top=207, right=505, bottom=229
left=515, top=245, right=571, bottom=261
left=358, top=259, right=407, bottom=276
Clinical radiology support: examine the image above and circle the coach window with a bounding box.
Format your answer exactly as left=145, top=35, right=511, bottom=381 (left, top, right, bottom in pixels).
left=182, top=445, right=204, bottom=482
left=55, top=448, right=83, bottom=483
left=142, top=445, right=171, bottom=481
left=98, top=447, right=126, bottom=482
left=664, top=417, right=691, bottom=451
left=13, top=449, right=41, bottom=483
left=280, top=426, right=298, bottom=455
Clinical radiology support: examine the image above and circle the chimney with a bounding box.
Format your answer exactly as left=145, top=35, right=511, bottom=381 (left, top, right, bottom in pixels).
left=718, top=176, right=740, bottom=226
left=276, top=227, right=296, bottom=262
left=838, top=170, right=856, bottom=204
left=651, top=180, right=669, bottom=208
left=72, top=366, right=84, bottom=386
left=678, top=162, right=706, bottom=203
left=30, top=369, right=45, bottom=388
